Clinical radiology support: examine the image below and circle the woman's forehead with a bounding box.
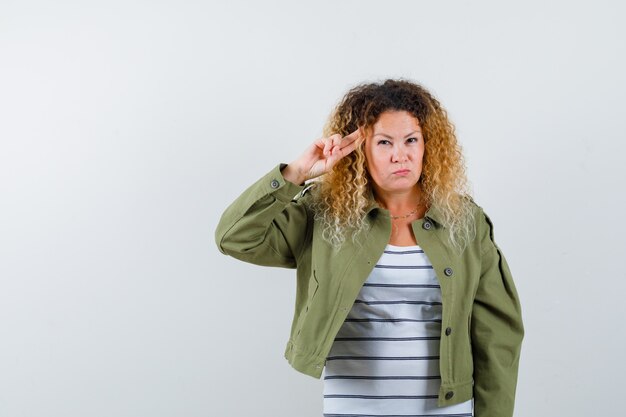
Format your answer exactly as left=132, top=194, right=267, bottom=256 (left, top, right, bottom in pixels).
left=370, top=111, right=422, bottom=134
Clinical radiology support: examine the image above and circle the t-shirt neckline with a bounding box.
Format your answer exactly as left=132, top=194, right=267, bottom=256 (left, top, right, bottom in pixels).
left=385, top=243, right=421, bottom=249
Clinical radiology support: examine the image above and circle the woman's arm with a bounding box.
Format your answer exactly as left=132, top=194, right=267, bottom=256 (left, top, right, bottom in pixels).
left=215, top=129, right=362, bottom=268
left=215, top=164, right=311, bottom=268
left=471, top=209, right=525, bottom=417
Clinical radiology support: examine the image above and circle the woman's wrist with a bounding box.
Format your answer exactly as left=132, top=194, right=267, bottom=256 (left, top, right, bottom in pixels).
left=281, top=164, right=306, bottom=186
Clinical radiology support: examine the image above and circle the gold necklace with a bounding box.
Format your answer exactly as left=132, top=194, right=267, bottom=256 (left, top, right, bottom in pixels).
left=389, top=205, right=420, bottom=220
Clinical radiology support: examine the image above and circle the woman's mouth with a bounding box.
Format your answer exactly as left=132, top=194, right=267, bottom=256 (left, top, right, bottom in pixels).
left=393, top=169, right=410, bottom=176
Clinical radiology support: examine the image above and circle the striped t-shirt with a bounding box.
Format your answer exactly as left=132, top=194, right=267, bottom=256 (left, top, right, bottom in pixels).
left=322, top=244, right=474, bottom=417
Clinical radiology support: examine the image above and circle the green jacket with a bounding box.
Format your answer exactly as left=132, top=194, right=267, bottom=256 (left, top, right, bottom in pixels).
left=215, top=164, right=524, bottom=417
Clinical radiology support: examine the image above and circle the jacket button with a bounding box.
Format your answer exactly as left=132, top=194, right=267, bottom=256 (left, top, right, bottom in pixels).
left=270, top=179, right=280, bottom=189
left=445, top=327, right=452, bottom=336
left=444, top=267, right=453, bottom=276
left=445, top=391, right=454, bottom=400
left=422, top=220, right=432, bottom=230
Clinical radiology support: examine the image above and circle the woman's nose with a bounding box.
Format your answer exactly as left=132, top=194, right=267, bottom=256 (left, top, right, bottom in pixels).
left=392, top=146, right=408, bottom=162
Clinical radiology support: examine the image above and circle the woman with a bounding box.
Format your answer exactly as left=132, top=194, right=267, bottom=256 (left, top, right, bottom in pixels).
left=215, top=79, right=524, bottom=417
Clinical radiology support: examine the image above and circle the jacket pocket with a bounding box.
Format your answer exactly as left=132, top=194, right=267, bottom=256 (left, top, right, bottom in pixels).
left=295, top=270, right=319, bottom=337
left=308, top=270, right=320, bottom=310
left=467, top=312, right=474, bottom=364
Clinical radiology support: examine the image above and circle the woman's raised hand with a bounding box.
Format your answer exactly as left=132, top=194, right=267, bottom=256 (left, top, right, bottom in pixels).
left=282, top=128, right=363, bottom=185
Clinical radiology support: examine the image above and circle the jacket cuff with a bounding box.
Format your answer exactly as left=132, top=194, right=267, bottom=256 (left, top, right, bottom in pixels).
left=263, top=163, right=306, bottom=203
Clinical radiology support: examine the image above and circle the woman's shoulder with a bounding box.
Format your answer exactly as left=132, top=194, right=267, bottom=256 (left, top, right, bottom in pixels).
left=460, top=194, right=502, bottom=247
left=461, top=193, right=488, bottom=215
left=460, top=194, right=493, bottom=235
left=459, top=193, right=484, bottom=218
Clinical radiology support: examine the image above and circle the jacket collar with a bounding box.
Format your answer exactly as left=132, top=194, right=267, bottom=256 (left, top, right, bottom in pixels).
left=364, top=188, right=445, bottom=227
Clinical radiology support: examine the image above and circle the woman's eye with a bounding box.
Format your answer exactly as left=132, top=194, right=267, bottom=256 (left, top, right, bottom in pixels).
left=377, top=139, right=391, bottom=145
left=407, top=137, right=419, bottom=143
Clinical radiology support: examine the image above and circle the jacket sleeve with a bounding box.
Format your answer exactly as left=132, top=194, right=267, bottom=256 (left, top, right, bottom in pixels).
left=214, top=164, right=311, bottom=269
left=471, top=209, right=524, bottom=417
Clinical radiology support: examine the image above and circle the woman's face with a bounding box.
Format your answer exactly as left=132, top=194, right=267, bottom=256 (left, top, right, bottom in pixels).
left=364, top=110, right=425, bottom=195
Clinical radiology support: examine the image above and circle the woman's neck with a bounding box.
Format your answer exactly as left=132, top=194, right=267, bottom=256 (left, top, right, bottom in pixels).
left=373, top=185, right=423, bottom=215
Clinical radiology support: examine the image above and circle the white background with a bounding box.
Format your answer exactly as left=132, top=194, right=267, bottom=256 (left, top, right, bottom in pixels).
left=1, top=1, right=625, bottom=416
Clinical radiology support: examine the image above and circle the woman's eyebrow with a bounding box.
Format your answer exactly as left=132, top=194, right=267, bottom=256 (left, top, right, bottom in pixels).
left=373, top=130, right=421, bottom=138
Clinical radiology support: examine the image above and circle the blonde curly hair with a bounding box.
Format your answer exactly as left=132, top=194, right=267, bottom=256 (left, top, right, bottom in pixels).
left=309, top=78, right=477, bottom=254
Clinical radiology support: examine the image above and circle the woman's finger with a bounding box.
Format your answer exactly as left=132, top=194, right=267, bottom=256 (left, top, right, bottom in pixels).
left=321, top=129, right=362, bottom=159
left=324, top=134, right=338, bottom=156
left=342, top=128, right=363, bottom=146
left=327, top=131, right=360, bottom=166
left=338, top=137, right=358, bottom=157
left=332, top=133, right=342, bottom=149
left=322, top=137, right=333, bottom=156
